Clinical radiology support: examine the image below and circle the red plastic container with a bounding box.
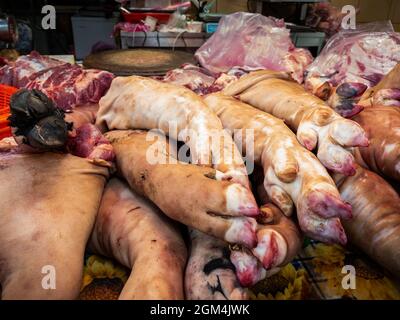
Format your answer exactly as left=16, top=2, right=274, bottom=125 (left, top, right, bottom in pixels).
left=122, top=12, right=171, bottom=24
left=0, top=84, right=18, bottom=140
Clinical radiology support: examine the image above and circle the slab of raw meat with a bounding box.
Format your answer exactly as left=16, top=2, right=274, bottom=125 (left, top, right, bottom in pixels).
left=0, top=51, right=114, bottom=111
left=305, top=25, right=400, bottom=89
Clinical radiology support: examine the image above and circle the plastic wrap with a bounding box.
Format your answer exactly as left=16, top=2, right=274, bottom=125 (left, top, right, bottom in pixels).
left=305, top=21, right=400, bottom=89
left=195, top=12, right=313, bottom=83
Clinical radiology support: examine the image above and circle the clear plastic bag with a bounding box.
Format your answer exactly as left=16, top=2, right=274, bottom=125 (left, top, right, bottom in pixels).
left=195, top=12, right=313, bottom=83
left=305, top=21, right=400, bottom=88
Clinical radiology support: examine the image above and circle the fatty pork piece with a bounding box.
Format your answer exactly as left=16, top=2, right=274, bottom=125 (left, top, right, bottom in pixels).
left=0, top=145, right=109, bottom=299
left=105, top=130, right=259, bottom=248
left=96, top=76, right=249, bottom=187
left=223, top=70, right=369, bottom=176
left=185, top=229, right=248, bottom=300
left=334, top=165, right=400, bottom=276
left=352, top=106, right=400, bottom=182
left=205, top=93, right=351, bottom=244
left=88, top=179, right=187, bottom=300
left=0, top=51, right=114, bottom=111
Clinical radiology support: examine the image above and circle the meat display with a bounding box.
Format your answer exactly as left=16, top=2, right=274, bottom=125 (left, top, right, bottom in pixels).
left=1, top=42, right=400, bottom=300
left=185, top=229, right=248, bottom=300
left=0, top=51, right=114, bottom=111
left=89, top=178, right=187, bottom=300
left=195, top=12, right=313, bottom=83
left=223, top=70, right=369, bottom=176
left=0, top=148, right=109, bottom=299
left=334, top=165, right=400, bottom=276
left=204, top=93, right=350, bottom=244
left=96, top=76, right=249, bottom=186
left=104, top=130, right=259, bottom=247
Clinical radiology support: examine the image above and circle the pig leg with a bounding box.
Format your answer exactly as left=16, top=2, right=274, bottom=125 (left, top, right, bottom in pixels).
left=327, top=82, right=367, bottom=118
left=0, top=152, right=109, bottom=299
left=105, top=130, right=259, bottom=248
left=230, top=204, right=303, bottom=287
left=223, top=72, right=369, bottom=175
left=372, top=88, right=400, bottom=107
left=185, top=229, right=248, bottom=300
left=88, top=178, right=187, bottom=300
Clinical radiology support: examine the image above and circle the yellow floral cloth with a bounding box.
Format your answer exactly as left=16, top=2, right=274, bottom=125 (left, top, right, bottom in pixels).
left=249, top=264, right=311, bottom=300
left=303, top=243, right=400, bottom=300
left=79, top=255, right=128, bottom=300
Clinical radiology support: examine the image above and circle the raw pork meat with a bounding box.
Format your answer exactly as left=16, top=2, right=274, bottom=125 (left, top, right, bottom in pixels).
left=305, top=23, right=400, bottom=90
left=160, top=64, right=243, bottom=95
left=305, top=2, right=347, bottom=37
left=160, top=64, right=217, bottom=95
left=195, top=13, right=313, bottom=83
left=0, top=51, right=114, bottom=111
left=0, top=147, right=109, bottom=299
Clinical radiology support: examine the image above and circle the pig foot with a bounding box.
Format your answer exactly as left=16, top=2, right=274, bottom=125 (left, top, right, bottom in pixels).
left=224, top=218, right=258, bottom=248
left=373, top=88, right=400, bottom=107
left=298, top=112, right=369, bottom=175
left=185, top=229, right=248, bottom=300
left=230, top=245, right=266, bottom=287
left=306, top=189, right=352, bottom=220
left=298, top=214, right=347, bottom=245
left=252, top=229, right=287, bottom=270
left=328, top=82, right=367, bottom=118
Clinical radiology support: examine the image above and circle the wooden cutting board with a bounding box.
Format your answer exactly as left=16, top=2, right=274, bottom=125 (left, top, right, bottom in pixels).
left=83, top=49, right=195, bottom=76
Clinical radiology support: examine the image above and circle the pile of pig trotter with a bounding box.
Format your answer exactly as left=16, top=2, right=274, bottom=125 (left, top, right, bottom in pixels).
left=0, top=23, right=399, bottom=300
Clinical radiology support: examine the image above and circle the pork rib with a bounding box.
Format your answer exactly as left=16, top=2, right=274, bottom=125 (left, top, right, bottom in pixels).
left=0, top=51, right=114, bottom=111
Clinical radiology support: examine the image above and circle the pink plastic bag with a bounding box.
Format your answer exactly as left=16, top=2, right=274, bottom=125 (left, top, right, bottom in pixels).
left=305, top=21, right=400, bottom=89
left=195, top=12, right=313, bottom=83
